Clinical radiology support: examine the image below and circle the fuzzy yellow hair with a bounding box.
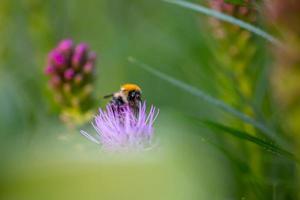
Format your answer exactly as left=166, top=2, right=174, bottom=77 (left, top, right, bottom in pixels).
left=121, top=83, right=141, bottom=92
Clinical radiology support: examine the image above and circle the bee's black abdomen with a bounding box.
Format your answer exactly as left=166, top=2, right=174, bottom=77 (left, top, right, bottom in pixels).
left=109, top=96, right=127, bottom=115
left=111, top=96, right=125, bottom=106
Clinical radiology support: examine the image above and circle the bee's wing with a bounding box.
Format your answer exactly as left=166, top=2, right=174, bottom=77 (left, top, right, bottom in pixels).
left=103, top=93, right=114, bottom=99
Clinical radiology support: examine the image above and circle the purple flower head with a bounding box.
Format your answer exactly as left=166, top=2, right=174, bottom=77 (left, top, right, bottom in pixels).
left=80, top=102, right=159, bottom=151
left=45, top=39, right=98, bottom=124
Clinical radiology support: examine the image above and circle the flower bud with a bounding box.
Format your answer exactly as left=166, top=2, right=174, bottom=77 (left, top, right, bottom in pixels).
left=83, top=62, right=94, bottom=74
left=48, top=50, right=66, bottom=68
left=72, top=43, right=89, bottom=69
left=64, top=68, right=75, bottom=80
left=57, top=39, right=73, bottom=52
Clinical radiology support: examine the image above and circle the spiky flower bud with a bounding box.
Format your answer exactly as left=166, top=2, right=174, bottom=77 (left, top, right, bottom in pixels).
left=208, top=0, right=259, bottom=113
left=208, top=1, right=261, bottom=190
left=208, top=0, right=257, bottom=110
left=45, top=39, right=97, bottom=125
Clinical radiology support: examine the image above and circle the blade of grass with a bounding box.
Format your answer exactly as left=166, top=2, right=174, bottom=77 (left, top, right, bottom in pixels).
left=201, top=120, right=297, bottom=161
left=163, top=0, right=282, bottom=47
left=128, top=57, right=289, bottom=149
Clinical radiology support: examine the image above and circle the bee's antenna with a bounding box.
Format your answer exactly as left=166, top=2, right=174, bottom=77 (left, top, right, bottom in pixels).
left=103, top=94, right=113, bottom=99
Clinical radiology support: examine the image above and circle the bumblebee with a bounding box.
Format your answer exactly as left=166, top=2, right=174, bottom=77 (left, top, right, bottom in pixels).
left=104, top=83, right=142, bottom=109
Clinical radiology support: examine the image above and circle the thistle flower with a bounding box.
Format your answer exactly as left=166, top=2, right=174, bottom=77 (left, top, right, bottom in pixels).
left=45, top=39, right=97, bottom=125
left=80, top=102, right=159, bottom=151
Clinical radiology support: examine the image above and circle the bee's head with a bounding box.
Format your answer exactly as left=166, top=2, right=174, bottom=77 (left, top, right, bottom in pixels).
left=128, top=90, right=141, bottom=102
left=121, top=83, right=142, bottom=103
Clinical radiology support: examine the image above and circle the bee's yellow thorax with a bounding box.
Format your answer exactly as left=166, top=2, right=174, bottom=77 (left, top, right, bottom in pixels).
left=121, top=83, right=141, bottom=92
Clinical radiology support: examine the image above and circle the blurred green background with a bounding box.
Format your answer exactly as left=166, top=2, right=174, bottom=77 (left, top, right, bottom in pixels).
left=0, top=0, right=298, bottom=199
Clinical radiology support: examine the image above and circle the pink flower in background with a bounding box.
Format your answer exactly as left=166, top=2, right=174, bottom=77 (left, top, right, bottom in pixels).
left=45, top=39, right=97, bottom=125
left=46, top=39, right=96, bottom=89
left=45, top=39, right=96, bottom=108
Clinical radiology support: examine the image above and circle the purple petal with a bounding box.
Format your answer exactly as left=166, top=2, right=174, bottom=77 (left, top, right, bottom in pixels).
left=80, top=130, right=100, bottom=144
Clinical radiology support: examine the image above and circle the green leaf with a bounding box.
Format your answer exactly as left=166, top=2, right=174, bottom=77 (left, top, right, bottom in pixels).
left=201, top=120, right=297, bottom=161
left=128, top=57, right=289, bottom=149
left=163, top=0, right=282, bottom=47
